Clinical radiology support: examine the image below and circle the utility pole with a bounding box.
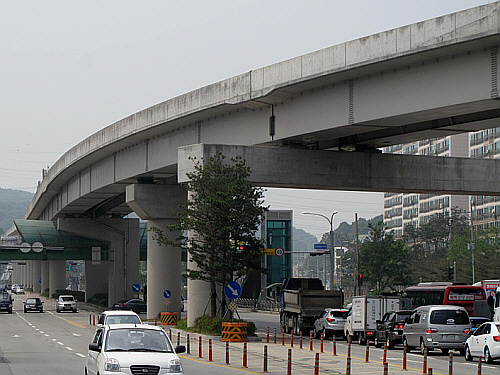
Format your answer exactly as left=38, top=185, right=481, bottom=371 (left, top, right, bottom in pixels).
left=355, top=213, right=360, bottom=295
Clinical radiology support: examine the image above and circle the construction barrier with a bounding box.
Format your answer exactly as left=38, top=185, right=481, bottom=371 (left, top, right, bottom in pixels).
left=159, top=312, right=178, bottom=325
left=221, top=322, right=248, bottom=342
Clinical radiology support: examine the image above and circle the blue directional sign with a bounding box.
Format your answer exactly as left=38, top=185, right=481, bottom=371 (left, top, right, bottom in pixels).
left=224, top=281, right=241, bottom=300
left=163, top=289, right=172, bottom=298
left=314, top=243, right=328, bottom=250
left=132, top=283, right=141, bottom=293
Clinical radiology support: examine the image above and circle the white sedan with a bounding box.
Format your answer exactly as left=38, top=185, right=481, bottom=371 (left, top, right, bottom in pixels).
left=85, top=324, right=185, bottom=375
left=464, top=322, right=500, bottom=363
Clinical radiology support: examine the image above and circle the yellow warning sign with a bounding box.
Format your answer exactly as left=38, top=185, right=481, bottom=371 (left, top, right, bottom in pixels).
left=159, top=312, right=178, bottom=325
left=260, top=248, right=276, bottom=255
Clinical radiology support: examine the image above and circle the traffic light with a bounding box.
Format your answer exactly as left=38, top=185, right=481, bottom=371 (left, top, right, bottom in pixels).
left=448, top=266, right=454, bottom=281
left=358, top=274, right=363, bottom=286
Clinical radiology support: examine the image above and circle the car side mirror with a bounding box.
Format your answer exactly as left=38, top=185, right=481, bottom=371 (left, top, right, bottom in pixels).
left=175, top=345, right=186, bottom=354
left=89, top=343, right=101, bottom=352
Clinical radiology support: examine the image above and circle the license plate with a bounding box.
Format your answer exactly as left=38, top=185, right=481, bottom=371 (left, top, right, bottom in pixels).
left=445, top=335, right=457, bottom=340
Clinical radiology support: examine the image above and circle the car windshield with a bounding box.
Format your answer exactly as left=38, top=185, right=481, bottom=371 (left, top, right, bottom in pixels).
left=0, top=294, right=10, bottom=301
left=61, top=296, right=74, bottom=301
left=105, top=329, right=173, bottom=353
left=331, top=310, right=348, bottom=319
left=26, top=298, right=38, bottom=304
left=106, top=315, right=142, bottom=324
left=430, top=309, right=469, bottom=325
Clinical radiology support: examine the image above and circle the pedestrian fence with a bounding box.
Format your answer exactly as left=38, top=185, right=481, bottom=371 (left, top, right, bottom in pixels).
left=236, top=298, right=280, bottom=311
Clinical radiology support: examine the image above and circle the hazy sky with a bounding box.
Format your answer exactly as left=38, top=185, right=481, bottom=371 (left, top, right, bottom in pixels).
left=0, top=0, right=489, bottom=238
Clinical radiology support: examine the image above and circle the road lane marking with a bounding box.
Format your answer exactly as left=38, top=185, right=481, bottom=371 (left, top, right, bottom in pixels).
left=57, top=341, right=64, bottom=345
left=76, top=353, right=86, bottom=358
left=66, top=347, right=73, bottom=351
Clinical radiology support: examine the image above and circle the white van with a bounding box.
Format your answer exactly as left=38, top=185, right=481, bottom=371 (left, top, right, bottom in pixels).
left=403, top=305, right=471, bottom=355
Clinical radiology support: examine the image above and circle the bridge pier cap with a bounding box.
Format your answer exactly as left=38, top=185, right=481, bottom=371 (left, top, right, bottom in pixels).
left=178, top=143, right=500, bottom=196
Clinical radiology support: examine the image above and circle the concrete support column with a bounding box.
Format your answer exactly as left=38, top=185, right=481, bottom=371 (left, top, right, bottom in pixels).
left=41, top=261, right=49, bottom=294
left=84, top=259, right=108, bottom=303
left=57, top=218, right=140, bottom=308
left=27, top=261, right=32, bottom=290
left=32, top=260, right=42, bottom=293
left=49, top=259, right=66, bottom=296
left=126, top=184, right=187, bottom=320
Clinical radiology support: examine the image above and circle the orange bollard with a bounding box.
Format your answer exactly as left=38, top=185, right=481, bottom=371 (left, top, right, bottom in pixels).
left=310, top=331, right=313, bottom=351
left=332, top=335, right=337, bottom=356
left=89, top=314, right=91, bottom=325
left=423, top=347, right=428, bottom=374
left=384, top=362, right=389, bottom=375
left=290, top=332, right=294, bottom=347
left=403, top=343, right=407, bottom=370
left=287, top=348, right=292, bottom=375
left=198, top=336, right=202, bottom=358
left=365, top=339, right=370, bottom=362
left=346, top=357, right=351, bottom=375
left=347, top=336, right=351, bottom=358
left=243, top=342, right=248, bottom=368
left=266, top=327, right=269, bottom=343
left=263, top=345, right=269, bottom=373
left=225, top=341, right=230, bottom=365
left=448, top=351, right=453, bottom=375
left=477, top=356, right=482, bottom=375
left=314, top=353, right=320, bottom=375
left=177, top=332, right=180, bottom=346
left=320, top=332, right=324, bottom=353
left=187, top=334, right=190, bottom=354
left=299, top=331, right=303, bottom=349
left=169, top=329, right=172, bottom=340
left=274, top=327, right=277, bottom=344
left=208, top=339, right=212, bottom=362
left=93, top=314, right=95, bottom=325
left=282, top=329, right=285, bottom=346
left=383, top=343, right=387, bottom=364
left=428, top=368, right=433, bottom=375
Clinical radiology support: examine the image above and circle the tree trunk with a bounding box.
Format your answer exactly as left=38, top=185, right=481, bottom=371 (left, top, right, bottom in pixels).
left=210, top=280, right=217, bottom=317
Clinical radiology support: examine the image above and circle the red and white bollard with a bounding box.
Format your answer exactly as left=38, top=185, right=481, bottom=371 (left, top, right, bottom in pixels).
left=314, top=353, right=320, bottom=375
left=347, top=336, right=351, bottom=358
left=346, top=357, right=351, bottom=375
left=448, top=351, right=453, bottom=375
left=177, top=332, right=180, bottom=346
left=403, top=343, right=407, bottom=370
left=242, top=342, right=248, bottom=368
left=299, top=331, right=303, bottom=349
left=274, top=327, right=277, bottom=344
left=263, top=345, right=269, bottom=373
left=384, top=362, right=389, bottom=375
left=208, top=339, right=212, bottom=362
left=290, top=332, right=294, bottom=347
left=477, top=356, right=482, bottom=375
left=333, top=335, right=337, bottom=356
left=423, top=347, right=428, bottom=374
left=310, top=331, right=313, bottom=351
left=266, top=327, right=269, bottom=343
left=225, top=341, right=230, bottom=365
left=282, top=329, right=285, bottom=346
left=198, top=336, right=202, bottom=359
left=365, top=339, right=370, bottom=362
left=320, top=332, right=324, bottom=353
left=287, top=348, right=292, bottom=375
left=186, top=334, right=190, bottom=354
left=383, top=343, right=388, bottom=364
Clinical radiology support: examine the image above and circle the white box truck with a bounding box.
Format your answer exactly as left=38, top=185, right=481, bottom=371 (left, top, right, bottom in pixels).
left=344, top=295, right=401, bottom=344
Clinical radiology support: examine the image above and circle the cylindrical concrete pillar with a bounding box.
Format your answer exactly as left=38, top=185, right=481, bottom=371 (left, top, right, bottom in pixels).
left=32, top=260, right=42, bottom=293
left=49, top=260, right=66, bottom=296
left=147, top=219, right=182, bottom=320
left=41, top=260, right=49, bottom=295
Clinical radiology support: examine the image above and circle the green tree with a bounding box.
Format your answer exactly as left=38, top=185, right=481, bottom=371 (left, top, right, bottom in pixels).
left=151, top=153, right=267, bottom=317
left=360, top=221, right=412, bottom=292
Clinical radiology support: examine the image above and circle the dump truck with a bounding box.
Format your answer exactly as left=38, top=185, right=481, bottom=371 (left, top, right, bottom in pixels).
left=279, top=278, right=343, bottom=335
left=344, top=295, right=402, bottom=344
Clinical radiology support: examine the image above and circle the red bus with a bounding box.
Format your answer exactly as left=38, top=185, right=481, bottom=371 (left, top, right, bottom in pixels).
left=405, top=282, right=486, bottom=316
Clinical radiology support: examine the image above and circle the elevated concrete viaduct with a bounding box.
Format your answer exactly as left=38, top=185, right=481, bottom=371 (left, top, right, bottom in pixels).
left=6, top=3, right=500, bottom=323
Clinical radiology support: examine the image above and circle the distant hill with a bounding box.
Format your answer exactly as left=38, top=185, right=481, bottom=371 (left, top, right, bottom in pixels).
left=319, top=214, right=384, bottom=244
left=0, top=187, right=33, bottom=234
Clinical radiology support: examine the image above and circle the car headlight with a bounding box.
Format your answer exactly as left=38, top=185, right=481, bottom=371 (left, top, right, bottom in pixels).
left=104, top=358, right=120, bottom=372
left=169, top=358, right=182, bottom=373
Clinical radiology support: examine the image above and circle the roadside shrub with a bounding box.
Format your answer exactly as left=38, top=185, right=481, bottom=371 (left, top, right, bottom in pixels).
left=191, top=316, right=256, bottom=336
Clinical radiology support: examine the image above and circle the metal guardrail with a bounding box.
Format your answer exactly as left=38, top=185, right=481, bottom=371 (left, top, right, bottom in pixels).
left=236, top=299, right=280, bottom=312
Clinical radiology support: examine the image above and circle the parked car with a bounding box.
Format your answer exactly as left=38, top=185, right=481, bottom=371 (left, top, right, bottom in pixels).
left=374, top=310, right=413, bottom=349
left=313, top=308, right=348, bottom=339
left=464, top=322, right=500, bottom=363
left=24, top=297, right=44, bottom=313
left=403, top=305, right=471, bottom=355
left=56, top=295, right=78, bottom=313
left=96, top=310, right=142, bottom=328
left=0, top=292, right=13, bottom=314
left=85, top=324, right=185, bottom=375
left=469, top=317, right=491, bottom=334
left=112, top=298, right=147, bottom=314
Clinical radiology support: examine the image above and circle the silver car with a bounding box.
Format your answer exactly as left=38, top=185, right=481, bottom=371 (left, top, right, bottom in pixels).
left=403, top=305, right=471, bottom=355
left=313, top=308, right=348, bottom=339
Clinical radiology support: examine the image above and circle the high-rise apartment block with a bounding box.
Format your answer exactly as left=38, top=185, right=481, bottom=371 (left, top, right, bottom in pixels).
left=383, top=128, right=500, bottom=236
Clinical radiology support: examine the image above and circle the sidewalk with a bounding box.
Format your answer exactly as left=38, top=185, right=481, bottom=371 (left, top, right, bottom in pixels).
left=168, top=326, right=431, bottom=375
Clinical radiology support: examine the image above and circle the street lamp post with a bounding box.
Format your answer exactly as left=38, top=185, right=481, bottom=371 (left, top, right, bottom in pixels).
left=303, top=211, right=338, bottom=290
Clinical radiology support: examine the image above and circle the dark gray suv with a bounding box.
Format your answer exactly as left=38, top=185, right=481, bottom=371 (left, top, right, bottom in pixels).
left=0, top=292, right=13, bottom=314
left=375, top=310, right=413, bottom=349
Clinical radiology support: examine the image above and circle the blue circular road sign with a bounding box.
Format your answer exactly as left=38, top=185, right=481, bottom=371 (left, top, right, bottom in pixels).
left=224, top=281, right=241, bottom=300
left=163, top=289, right=172, bottom=298
left=132, top=283, right=141, bottom=293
